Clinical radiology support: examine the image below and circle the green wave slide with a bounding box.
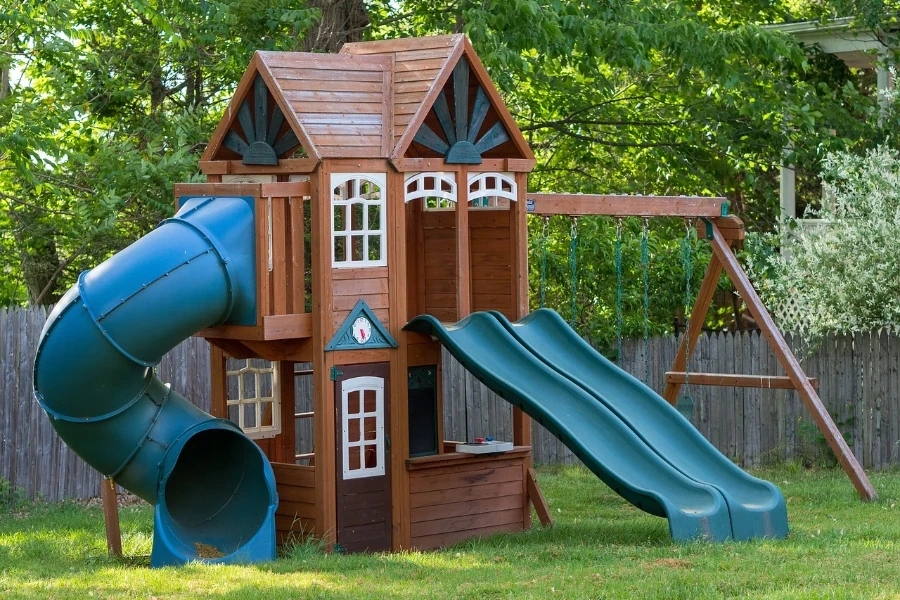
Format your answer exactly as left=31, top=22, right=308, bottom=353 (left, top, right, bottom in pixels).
left=404, top=310, right=789, bottom=542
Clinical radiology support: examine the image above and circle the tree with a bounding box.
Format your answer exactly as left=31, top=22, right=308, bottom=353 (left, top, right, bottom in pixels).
left=1, top=0, right=895, bottom=341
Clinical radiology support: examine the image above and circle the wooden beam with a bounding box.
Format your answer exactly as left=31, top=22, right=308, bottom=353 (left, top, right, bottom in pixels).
left=696, top=216, right=745, bottom=242
left=708, top=222, right=877, bottom=501
left=262, top=313, right=313, bottom=339
left=199, top=158, right=319, bottom=176
left=101, top=478, right=122, bottom=558
left=525, top=468, right=553, bottom=527
left=527, top=194, right=728, bottom=218
left=662, top=251, right=724, bottom=405
left=664, top=372, right=818, bottom=390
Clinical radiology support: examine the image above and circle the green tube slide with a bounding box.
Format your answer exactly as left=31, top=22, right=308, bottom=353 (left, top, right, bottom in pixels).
left=404, top=313, right=733, bottom=542
left=33, top=196, right=278, bottom=567
left=490, top=309, right=788, bottom=541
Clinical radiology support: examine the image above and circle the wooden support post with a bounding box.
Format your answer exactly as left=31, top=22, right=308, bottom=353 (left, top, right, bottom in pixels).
left=513, top=172, right=532, bottom=529
left=525, top=468, right=553, bottom=527
left=708, top=223, right=877, bottom=501
left=310, top=166, right=338, bottom=547
left=455, top=167, right=471, bottom=318
left=101, top=478, right=122, bottom=558
left=387, top=169, right=411, bottom=551
left=662, top=250, right=724, bottom=405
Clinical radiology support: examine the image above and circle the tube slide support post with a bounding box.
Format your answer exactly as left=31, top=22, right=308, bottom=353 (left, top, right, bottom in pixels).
left=707, top=222, right=877, bottom=501
left=101, top=478, right=123, bottom=558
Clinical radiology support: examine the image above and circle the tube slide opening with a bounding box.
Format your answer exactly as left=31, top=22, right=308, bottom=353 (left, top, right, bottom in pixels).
left=161, top=429, right=270, bottom=555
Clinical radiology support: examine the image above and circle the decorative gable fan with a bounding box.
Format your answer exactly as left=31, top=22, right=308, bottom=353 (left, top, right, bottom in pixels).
left=223, top=74, right=302, bottom=165
left=412, top=59, right=511, bottom=164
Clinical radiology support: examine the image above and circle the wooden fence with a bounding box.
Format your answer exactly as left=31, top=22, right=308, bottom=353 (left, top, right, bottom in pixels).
left=2, top=306, right=899, bottom=502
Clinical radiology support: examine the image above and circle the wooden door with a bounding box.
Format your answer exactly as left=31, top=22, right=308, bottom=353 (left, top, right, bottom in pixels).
left=334, top=363, right=392, bottom=552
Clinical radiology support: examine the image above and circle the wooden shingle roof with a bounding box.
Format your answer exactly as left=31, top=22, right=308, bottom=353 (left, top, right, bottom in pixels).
left=340, top=35, right=463, bottom=152
left=203, top=35, right=532, bottom=164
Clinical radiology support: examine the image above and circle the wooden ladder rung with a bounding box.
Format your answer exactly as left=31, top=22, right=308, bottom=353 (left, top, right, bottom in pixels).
left=664, top=372, right=818, bottom=390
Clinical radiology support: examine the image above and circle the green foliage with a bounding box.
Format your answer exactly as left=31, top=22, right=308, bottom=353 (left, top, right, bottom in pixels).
left=528, top=214, right=712, bottom=350
left=1, top=0, right=896, bottom=333
left=751, top=145, right=900, bottom=338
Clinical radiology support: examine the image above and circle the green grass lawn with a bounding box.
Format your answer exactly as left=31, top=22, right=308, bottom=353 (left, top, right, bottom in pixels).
left=2, top=465, right=899, bottom=599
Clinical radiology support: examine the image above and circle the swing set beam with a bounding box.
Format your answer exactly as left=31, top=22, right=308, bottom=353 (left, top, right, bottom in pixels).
left=526, top=193, right=729, bottom=217
left=532, top=196, right=878, bottom=502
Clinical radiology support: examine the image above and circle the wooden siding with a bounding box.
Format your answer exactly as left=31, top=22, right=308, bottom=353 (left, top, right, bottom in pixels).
left=331, top=266, right=391, bottom=337
left=422, top=210, right=458, bottom=322
left=407, top=451, right=527, bottom=550
left=469, top=209, right=513, bottom=319
left=272, top=462, right=317, bottom=544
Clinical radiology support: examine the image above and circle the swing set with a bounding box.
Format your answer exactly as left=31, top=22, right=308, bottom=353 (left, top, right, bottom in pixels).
left=527, top=192, right=877, bottom=502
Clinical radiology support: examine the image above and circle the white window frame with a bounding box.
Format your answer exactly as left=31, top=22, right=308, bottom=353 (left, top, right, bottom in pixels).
left=467, top=172, right=517, bottom=209
left=341, top=376, right=386, bottom=480
left=404, top=172, right=457, bottom=210
left=330, top=172, right=387, bottom=268
left=225, top=359, right=281, bottom=440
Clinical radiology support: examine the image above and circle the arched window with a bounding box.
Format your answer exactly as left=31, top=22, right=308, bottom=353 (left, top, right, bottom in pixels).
left=404, top=172, right=457, bottom=210
left=331, top=173, right=387, bottom=268
left=467, top=172, right=517, bottom=209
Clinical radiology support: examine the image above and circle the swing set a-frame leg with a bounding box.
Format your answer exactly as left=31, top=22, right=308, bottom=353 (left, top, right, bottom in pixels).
left=705, top=225, right=877, bottom=502
left=662, top=246, right=724, bottom=406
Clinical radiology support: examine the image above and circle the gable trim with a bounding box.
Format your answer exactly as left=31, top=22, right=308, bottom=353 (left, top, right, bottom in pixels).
left=201, top=53, right=321, bottom=163
left=391, top=38, right=534, bottom=162
left=390, top=36, right=466, bottom=160
left=326, top=299, right=398, bottom=351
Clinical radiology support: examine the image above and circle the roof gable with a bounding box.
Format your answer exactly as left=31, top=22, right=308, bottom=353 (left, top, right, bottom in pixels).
left=203, top=54, right=313, bottom=163
left=204, top=51, right=392, bottom=162
left=342, top=35, right=533, bottom=162
left=204, top=36, right=531, bottom=164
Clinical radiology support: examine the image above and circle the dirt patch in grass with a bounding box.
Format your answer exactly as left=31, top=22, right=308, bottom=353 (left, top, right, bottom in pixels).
left=648, top=558, right=693, bottom=569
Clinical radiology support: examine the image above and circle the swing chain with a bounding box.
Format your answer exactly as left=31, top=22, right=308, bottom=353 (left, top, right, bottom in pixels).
left=614, top=217, right=624, bottom=367
left=539, top=216, right=550, bottom=309
left=569, top=217, right=579, bottom=326
left=641, top=217, right=650, bottom=384
left=681, top=218, right=695, bottom=394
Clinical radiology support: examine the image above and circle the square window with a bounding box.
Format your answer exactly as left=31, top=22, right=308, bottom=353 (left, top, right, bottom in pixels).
left=225, top=359, right=281, bottom=440
left=368, top=236, right=381, bottom=261
left=348, top=446, right=361, bottom=471
left=351, top=202, right=365, bottom=231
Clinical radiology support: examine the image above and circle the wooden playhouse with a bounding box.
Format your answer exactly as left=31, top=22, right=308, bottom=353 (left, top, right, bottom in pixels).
left=175, top=34, right=548, bottom=552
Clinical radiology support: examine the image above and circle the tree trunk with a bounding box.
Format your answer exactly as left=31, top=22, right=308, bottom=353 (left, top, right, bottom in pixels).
left=301, top=0, right=369, bottom=53
left=1, top=65, right=9, bottom=100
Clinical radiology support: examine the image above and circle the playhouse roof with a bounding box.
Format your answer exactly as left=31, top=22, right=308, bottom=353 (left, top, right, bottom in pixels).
left=202, top=34, right=533, bottom=164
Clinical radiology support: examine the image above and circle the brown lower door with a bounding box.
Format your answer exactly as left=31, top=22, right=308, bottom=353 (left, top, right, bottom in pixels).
left=334, top=363, right=392, bottom=553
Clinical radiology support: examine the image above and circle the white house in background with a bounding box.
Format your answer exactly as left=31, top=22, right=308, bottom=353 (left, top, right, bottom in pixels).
left=765, top=17, right=896, bottom=224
